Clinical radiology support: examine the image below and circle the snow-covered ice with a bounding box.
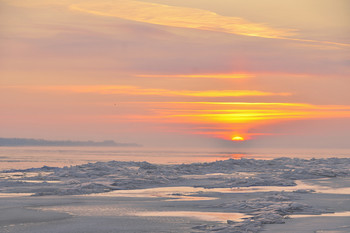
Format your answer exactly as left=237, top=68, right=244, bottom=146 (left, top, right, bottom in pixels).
left=1, top=157, right=350, bottom=232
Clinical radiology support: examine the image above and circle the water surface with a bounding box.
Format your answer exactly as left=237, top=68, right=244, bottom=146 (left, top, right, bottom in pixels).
left=1, top=146, right=349, bottom=170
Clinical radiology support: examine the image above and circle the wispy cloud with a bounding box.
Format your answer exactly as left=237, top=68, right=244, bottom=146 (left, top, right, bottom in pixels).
left=70, top=0, right=295, bottom=39
left=6, top=85, right=289, bottom=98
left=136, top=73, right=254, bottom=79
left=116, top=102, right=350, bottom=140
left=148, top=102, right=350, bottom=123
left=70, top=0, right=350, bottom=47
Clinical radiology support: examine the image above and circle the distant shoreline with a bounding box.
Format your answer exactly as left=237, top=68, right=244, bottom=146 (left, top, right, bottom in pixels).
left=0, top=138, right=142, bottom=147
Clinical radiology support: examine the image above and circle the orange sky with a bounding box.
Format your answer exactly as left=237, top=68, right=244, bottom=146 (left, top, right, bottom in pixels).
left=1, top=0, right=350, bottom=149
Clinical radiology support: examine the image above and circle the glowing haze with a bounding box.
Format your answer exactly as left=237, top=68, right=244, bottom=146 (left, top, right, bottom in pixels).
left=1, top=0, right=350, bottom=149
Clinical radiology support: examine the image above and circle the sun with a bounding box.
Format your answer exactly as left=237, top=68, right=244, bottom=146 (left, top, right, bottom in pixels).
left=231, top=136, right=245, bottom=141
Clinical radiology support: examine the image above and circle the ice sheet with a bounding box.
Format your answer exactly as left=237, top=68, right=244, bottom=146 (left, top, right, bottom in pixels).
left=1, top=157, right=349, bottom=232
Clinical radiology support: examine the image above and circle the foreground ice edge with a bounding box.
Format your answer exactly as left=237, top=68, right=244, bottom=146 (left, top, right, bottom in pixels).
left=1, top=157, right=350, bottom=233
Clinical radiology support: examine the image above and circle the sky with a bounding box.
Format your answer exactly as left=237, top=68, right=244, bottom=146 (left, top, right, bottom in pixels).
left=1, top=0, right=350, bottom=149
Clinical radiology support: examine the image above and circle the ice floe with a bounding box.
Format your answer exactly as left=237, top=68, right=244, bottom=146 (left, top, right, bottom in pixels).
left=1, top=157, right=350, bottom=232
